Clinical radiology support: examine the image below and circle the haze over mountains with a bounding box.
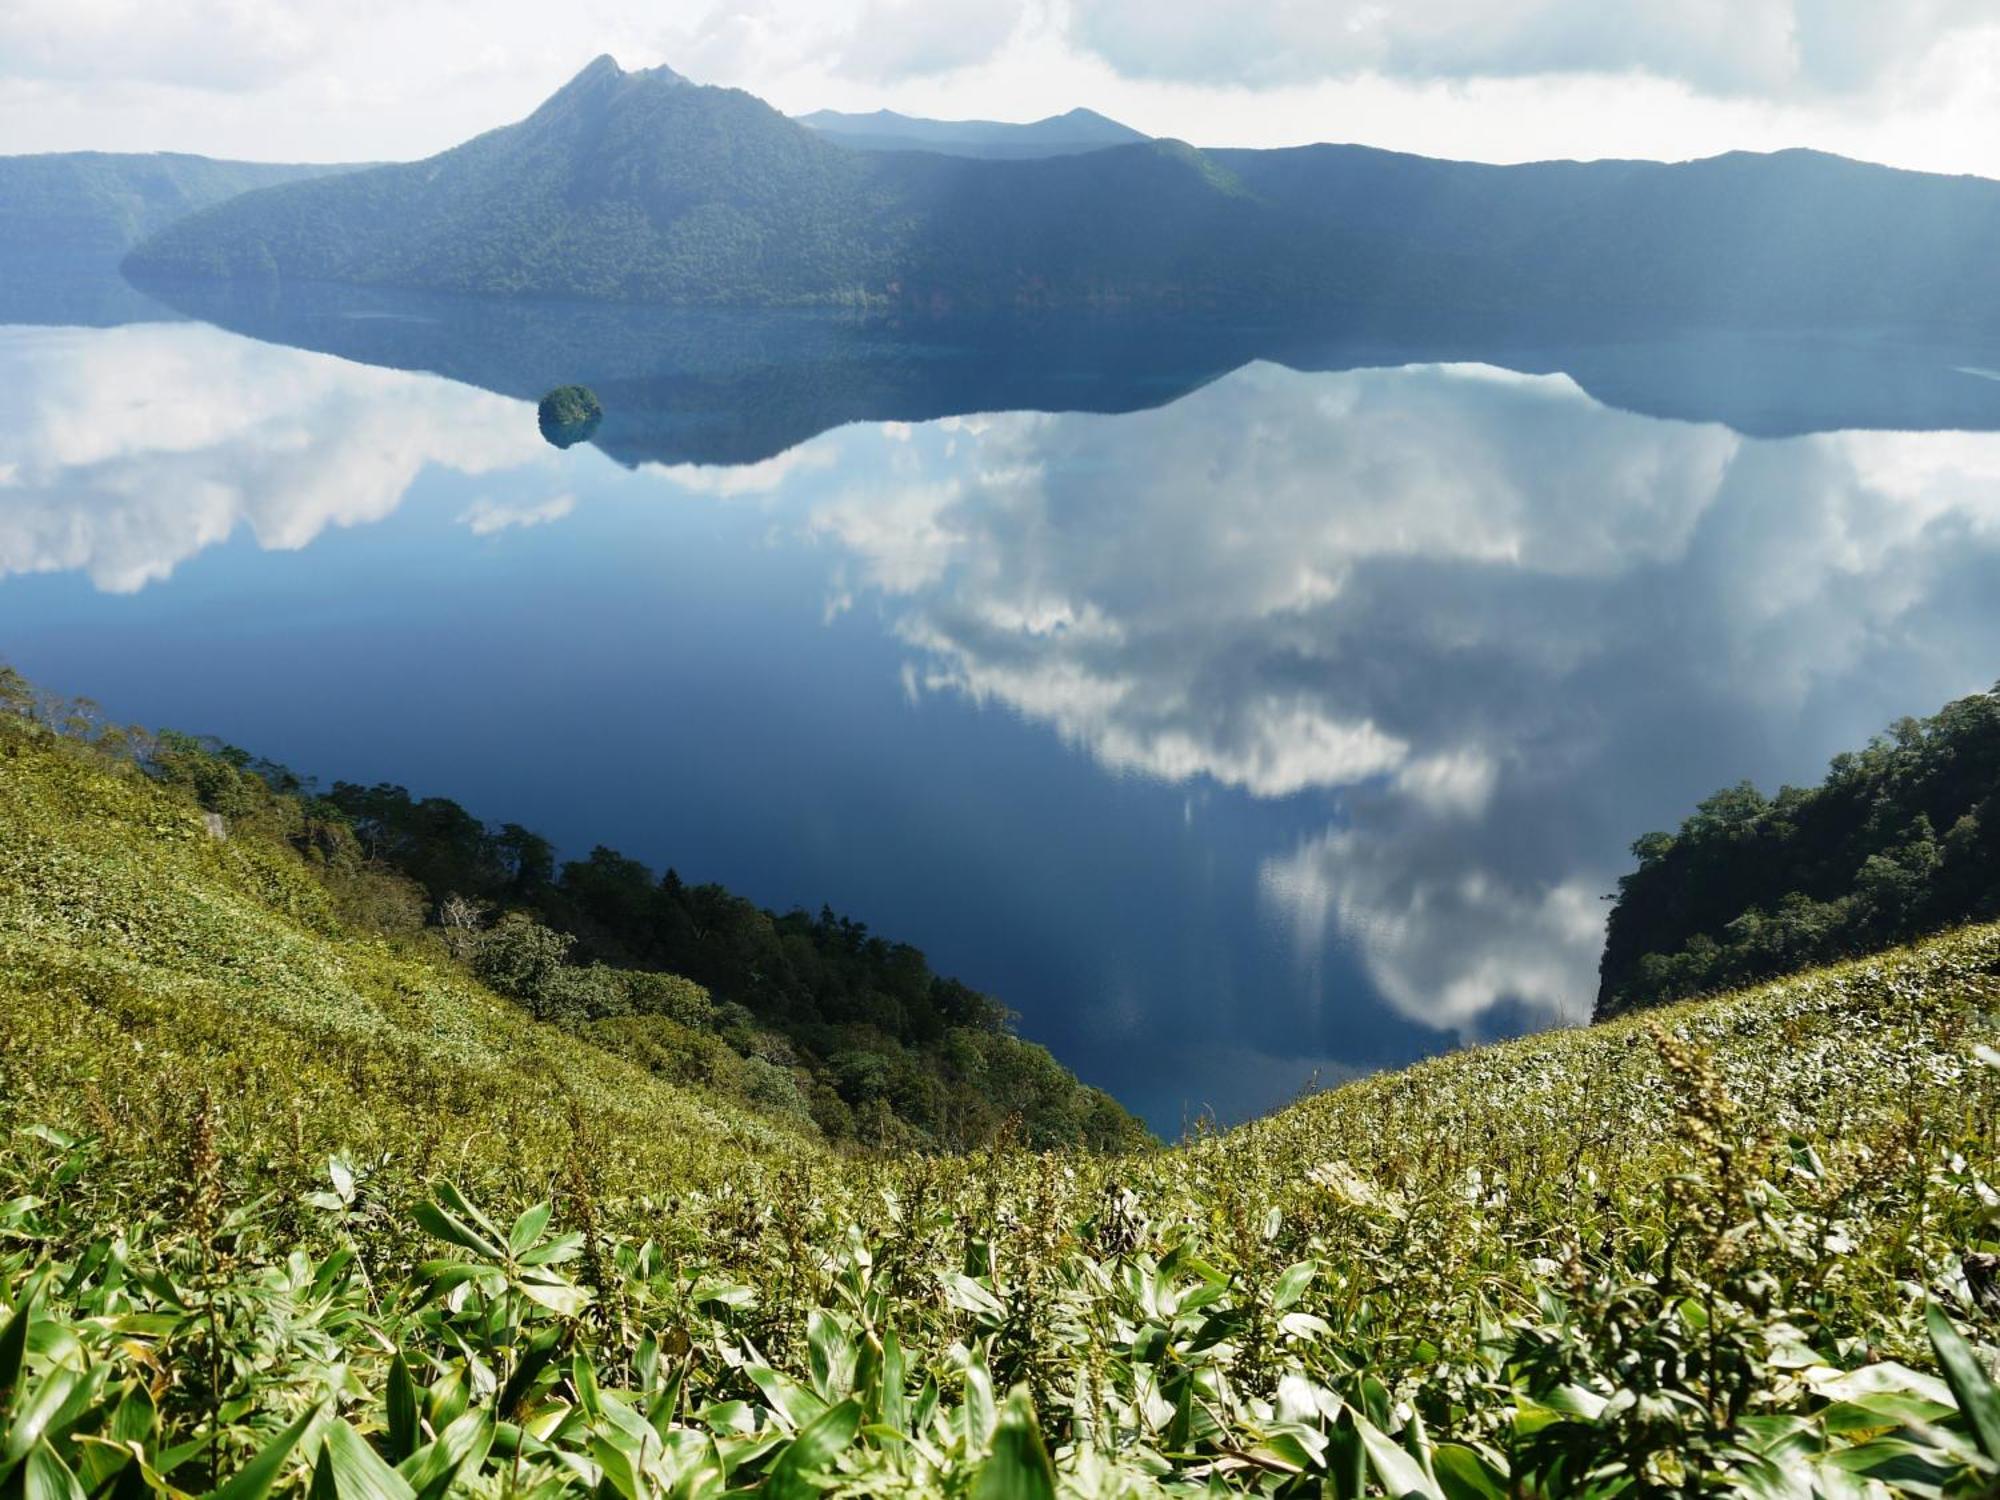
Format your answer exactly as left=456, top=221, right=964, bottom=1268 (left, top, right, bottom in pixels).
left=122, top=56, right=2000, bottom=331
left=0, top=151, right=353, bottom=323
left=0, top=152, right=350, bottom=264
left=794, top=106, right=1149, bottom=158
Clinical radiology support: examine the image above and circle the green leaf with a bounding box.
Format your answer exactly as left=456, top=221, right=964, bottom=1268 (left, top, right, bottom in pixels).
left=1927, top=1302, right=2000, bottom=1461
left=203, top=1404, right=320, bottom=1500
left=1271, top=1260, right=1317, bottom=1311
left=570, top=1354, right=601, bottom=1421
left=690, top=1280, right=756, bottom=1312
left=962, top=1364, right=997, bottom=1450
left=944, top=1275, right=1005, bottom=1322
left=397, top=1410, right=493, bottom=1500
left=806, top=1311, right=851, bottom=1403
left=878, top=1329, right=907, bottom=1433
left=0, top=1277, right=39, bottom=1406
left=410, top=1204, right=501, bottom=1261
left=747, top=1367, right=827, bottom=1433
left=972, top=1388, right=1056, bottom=1500
left=1431, top=1444, right=1507, bottom=1500
left=498, top=1325, right=563, bottom=1420
left=515, top=1275, right=590, bottom=1318
left=313, top=1422, right=415, bottom=1500
left=5, top=1368, right=95, bottom=1467
left=1355, top=1412, right=1443, bottom=1500
left=761, top=1398, right=861, bottom=1500
left=384, top=1356, right=419, bottom=1464
left=506, top=1203, right=552, bottom=1259
left=23, top=1443, right=87, bottom=1500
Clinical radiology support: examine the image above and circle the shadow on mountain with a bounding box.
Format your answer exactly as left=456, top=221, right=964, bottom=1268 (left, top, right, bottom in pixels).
left=116, top=272, right=2000, bottom=462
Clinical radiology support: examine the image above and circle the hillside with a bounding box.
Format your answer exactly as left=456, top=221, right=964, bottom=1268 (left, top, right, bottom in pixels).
left=0, top=150, right=355, bottom=263
left=795, top=105, right=1148, bottom=158
left=0, top=697, right=818, bottom=1197
left=0, top=678, right=1140, bottom=1156
left=1599, top=684, right=2000, bottom=1019
left=124, top=56, right=2000, bottom=330
left=125, top=57, right=1354, bottom=312
left=5, top=685, right=2000, bottom=1493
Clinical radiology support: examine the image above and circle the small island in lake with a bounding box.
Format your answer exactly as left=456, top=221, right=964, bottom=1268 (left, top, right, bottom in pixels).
left=537, top=383, right=602, bottom=447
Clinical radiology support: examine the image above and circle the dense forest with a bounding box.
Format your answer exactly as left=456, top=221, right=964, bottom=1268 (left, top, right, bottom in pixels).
left=125, top=54, right=2000, bottom=331
left=315, top=776, right=1144, bottom=1152
left=1597, top=683, right=2000, bottom=1018
left=0, top=667, right=1143, bottom=1152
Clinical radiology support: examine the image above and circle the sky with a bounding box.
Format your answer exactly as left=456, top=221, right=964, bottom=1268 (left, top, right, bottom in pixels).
left=3, top=1, right=2000, bottom=176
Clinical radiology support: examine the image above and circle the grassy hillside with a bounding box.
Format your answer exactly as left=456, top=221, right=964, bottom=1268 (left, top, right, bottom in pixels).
left=0, top=679, right=1141, bottom=1157
left=0, top=710, right=815, bottom=1198
left=5, top=698, right=2000, bottom=1493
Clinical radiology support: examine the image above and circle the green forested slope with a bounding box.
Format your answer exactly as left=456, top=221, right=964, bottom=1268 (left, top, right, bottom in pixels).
left=0, top=151, right=353, bottom=260
left=5, top=691, right=2000, bottom=1494
left=0, top=678, right=1140, bottom=1156
left=1598, top=684, right=2000, bottom=1019
left=0, top=713, right=814, bottom=1196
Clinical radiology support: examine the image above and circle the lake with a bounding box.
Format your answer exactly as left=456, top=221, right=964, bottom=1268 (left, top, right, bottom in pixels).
left=6, top=274, right=2000, bottom=1132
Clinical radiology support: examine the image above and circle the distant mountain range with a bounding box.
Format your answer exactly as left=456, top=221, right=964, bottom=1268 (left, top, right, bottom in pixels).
left=794, top=106, right=1147, bottom=158
left=0, top=150, right=354, bottom=324
left=0, top=151, right=352, bottom=263
left=50, top=54, right=2000, bottom=331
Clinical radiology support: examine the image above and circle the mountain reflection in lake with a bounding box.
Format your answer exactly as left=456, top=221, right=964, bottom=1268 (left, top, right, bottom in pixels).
left=5, top=294, right=2000, bottom=1131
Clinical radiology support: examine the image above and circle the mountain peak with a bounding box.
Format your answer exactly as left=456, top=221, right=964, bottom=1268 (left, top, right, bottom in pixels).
left=538, top=54, right=691, bottom=115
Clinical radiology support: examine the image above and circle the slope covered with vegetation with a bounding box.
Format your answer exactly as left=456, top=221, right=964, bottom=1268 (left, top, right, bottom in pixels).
left=5, top=676, right=2000, bottom=1494
left=1599, top=684, right=2000, bottom=1020
left=0, top=151, right=353, bottom=262
left=0, top=674, right=1142, bottom=1155
left=125, top=55, right=2000, bottom=331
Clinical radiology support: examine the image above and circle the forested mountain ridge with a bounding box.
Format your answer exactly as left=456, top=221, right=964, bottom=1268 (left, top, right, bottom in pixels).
left=1597, top=683, right=2000, bottom=1018
left=126, top=55, right=2000, bottom=329
left=794, top=105, right=1148, bottom=157
left=0, top=150, right=355, bottom=262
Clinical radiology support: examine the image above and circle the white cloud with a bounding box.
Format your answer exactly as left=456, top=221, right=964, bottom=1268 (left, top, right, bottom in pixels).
left=458, top=493, right=575, bottom=535
left=781, top=358, right=2000, bottom=1035
left=1067, top=0, right=1993, bottom=100
left=0, top=323, right=547, bottom=591
left=835, top=0, right=1028, bottom=81
left=0, top=0, right=341, bottom=91
left=1261, top=830, right=1604, bottom=1031
left=649, top=443, right=840, bottom=499
left=6, top=0, right=2000, bottom=177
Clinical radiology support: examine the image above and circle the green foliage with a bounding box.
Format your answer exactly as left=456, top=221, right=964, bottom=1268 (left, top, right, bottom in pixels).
left=538, top=384, right=602, bottom=426
left=1600, top=683, right=2000, bottom=1017
left=320, top=781, right=1145, bottom=1153
left=537, top=385, right=603, bottom=448
left=9, top=667, right=2000, bottom=1493
left=0, top=668, right=1144, bottom=1154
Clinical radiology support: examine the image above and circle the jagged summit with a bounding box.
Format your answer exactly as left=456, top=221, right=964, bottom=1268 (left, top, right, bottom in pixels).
left=532, top=54, right=693, bottom=118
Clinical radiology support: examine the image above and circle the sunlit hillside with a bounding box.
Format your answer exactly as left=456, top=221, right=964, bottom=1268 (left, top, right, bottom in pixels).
left=5, top=701, right=1999, bottom=1495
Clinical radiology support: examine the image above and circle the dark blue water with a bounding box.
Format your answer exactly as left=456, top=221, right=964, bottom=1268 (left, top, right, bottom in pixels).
left=6, top=286, right=2000, bottom=1131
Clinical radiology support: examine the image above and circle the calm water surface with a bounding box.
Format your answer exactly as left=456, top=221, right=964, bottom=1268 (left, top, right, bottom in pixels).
left=6, top=280, right=2000, bottom=1131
